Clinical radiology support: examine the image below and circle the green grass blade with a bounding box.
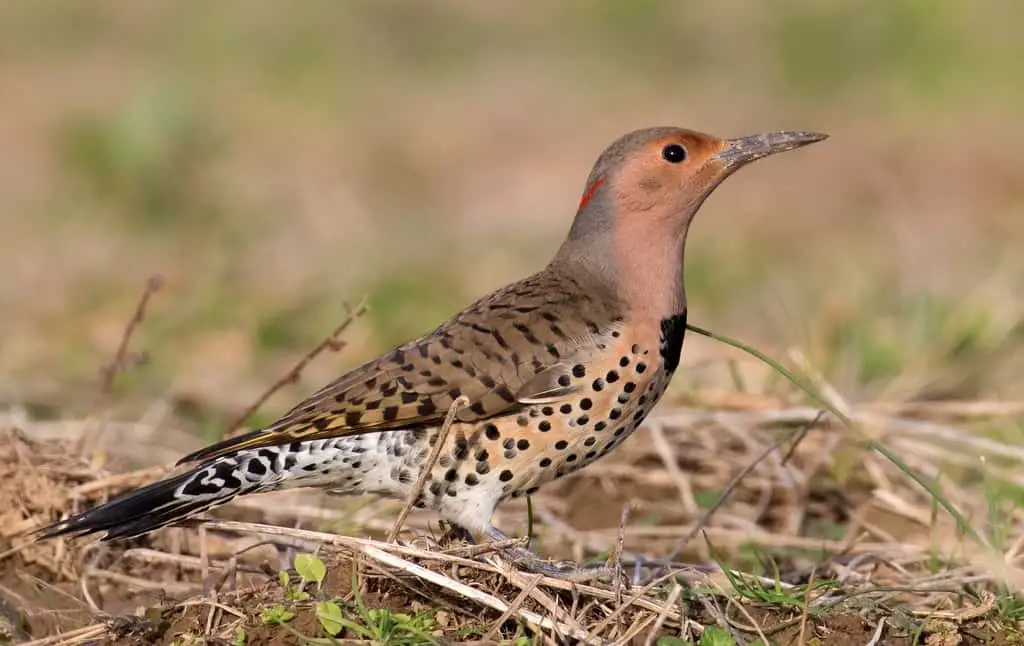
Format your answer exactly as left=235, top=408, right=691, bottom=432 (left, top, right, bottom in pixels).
left=685, top=323, right=981, bottom=544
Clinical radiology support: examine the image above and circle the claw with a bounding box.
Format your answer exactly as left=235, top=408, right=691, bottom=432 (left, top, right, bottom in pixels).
left=484, top=526, right=629, bottom=585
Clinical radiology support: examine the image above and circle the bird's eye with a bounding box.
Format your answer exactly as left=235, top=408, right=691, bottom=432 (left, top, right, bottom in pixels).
left=661, top=144, right=687, bottom=164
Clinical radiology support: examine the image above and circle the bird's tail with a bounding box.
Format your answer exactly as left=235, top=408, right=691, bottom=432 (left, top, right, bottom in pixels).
left=37, top=445, right=305, bottom=541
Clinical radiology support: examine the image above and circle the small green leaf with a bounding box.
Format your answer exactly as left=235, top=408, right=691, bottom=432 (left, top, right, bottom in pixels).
left=260, top=605, right=294, bottom=625
left=232, top=627, right=246, bottom=646
left=294, top=553, right=327, bottom=585
left=316, top=600, right=345, bottom=636
left=699, top=627, right=736, bottom=646
left=657, top=637, right=692, bottom=646
left=277, top=570, right=289, bottom=588
left=285, top=587, right=309, bottom=601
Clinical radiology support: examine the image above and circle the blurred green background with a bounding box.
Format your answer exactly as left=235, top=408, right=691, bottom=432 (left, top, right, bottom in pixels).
left=2, top=1, right=1023, bottom=440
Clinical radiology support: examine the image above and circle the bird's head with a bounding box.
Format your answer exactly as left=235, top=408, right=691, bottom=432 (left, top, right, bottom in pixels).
left=553, top=126, right=827, bottom=313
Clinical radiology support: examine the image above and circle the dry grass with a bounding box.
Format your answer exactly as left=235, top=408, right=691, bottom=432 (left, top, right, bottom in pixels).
left=4, top=389, right=1024, bottom=644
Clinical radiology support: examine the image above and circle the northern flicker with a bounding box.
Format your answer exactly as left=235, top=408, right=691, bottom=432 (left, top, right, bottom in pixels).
left=39, top=126, right=826, bottom=581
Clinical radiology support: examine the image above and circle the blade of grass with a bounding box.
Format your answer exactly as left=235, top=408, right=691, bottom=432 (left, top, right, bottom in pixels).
left=685, top=322, right=982, bottom=545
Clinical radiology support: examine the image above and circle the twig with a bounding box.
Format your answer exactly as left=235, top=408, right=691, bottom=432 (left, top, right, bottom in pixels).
left=199, top=519, right=683, bottom=619
left=481, top=573, right=542, bottom=642
left=360, top=544, right=602, bottom=644
left=223, top=299, right=367, bottom=436
left=99, top=274, right=163, bottom=395
left=654, top=412, right=819, bottom=575
left=649, top=421, right=698, bottom=516
left=387, top=395, right=468, bottom=543
left=643, top=583, right=681, bottom=646
left=865, top=617, right=886, bottom=646
left=796, top=567, right=816, bottom=646
left=19, top=623, right=108, bottom=646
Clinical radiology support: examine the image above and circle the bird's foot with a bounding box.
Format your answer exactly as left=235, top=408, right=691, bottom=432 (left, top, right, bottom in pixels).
left=485, top=527, right=627, bottom=586
left=438, top=521, right=476, bottom=547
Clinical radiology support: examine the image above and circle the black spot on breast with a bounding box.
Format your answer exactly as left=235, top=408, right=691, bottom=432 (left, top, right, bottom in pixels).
left=572, top=364, right=586, bottom=378
left=499, top=470, right=514, bottom=482
left=555, top=440, right=568, bottom=450
left=580, top=398, right=592, bottom=410
left=517, top=439, right=530, bottom=450
left=560, top=404, right=572, bottom=414
left=465, top=473, right=479, bottom=486
left=557, top=374, right=571, bottom=387
left=444, top=468, right=457, bottom=481
left=539, top=457, right=552, bottom=467
left=659, top=310, right=687, bottom=372
left=485, top=424, right=500, bottom=440
left=538, top=421, right=551, bottom=432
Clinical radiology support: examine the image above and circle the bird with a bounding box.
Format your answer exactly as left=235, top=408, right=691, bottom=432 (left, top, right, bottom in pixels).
left=38, top=125, right=826, bottom=581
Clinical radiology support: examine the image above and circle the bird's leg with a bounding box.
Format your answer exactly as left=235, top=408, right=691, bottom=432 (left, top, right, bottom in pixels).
left=485, top=526, right=624, bottom=585
left=439, top=521, right=476, bottom=546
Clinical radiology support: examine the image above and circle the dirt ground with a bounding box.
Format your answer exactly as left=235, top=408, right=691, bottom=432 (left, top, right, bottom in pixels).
left=4, top=402, right=1023, bottom=645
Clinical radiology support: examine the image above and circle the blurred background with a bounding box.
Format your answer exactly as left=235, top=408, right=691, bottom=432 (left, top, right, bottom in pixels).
left=2, top=0, right=1023, bottom=446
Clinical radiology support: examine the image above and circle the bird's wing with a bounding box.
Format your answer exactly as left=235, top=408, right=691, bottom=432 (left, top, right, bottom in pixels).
left=178, top=272, right=618, bottom=464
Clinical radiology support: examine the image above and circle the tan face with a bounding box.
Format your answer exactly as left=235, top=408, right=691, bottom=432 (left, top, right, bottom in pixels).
left=607, top=127, right=827, bottom=219
left=610, top=130, right=728, bottom=216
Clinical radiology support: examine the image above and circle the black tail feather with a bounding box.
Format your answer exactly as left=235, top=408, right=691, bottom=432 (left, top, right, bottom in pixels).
left=36, top=469, right=235, bottom=541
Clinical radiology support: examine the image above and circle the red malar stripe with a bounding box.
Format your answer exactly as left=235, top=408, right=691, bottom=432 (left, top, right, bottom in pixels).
left=577, top=176, right=606, bottom=211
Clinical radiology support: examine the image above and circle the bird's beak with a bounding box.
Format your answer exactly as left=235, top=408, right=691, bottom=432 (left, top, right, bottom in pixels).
left=713, top=131, right=828, bottom=170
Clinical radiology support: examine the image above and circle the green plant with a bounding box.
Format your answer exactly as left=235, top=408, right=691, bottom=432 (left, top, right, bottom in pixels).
left=260, top=605, right=294, bottom=625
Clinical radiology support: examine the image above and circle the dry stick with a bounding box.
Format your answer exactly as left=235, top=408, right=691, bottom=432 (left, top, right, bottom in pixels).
left=99, top=274, right=164, bottom=395
left=795, top=567, right=817, bottom=646
left=75, top=274, right=164, bottom=456
left=360, top=544, right=600, bottom=644
left=19, top=623, right=108, bottom=646
left=223, top=299, right=368, bottom=437
left=201, top=518, right=684, bottom=620
left=481, top=574, right=544, bottom=642
left=386, top=395, right=469, bottom=543
left=649, top=422, right=698, bottom=515
left=865, top=617, right=887, bottom=646
left=653, top=411, right=822, bottom=579
left=642, top=583, right=682, bottom=646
